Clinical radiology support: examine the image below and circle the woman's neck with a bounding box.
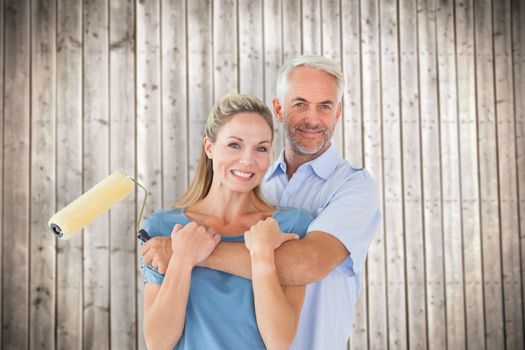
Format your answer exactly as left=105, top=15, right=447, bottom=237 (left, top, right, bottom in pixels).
left=189, top=185, right=270, bottom=226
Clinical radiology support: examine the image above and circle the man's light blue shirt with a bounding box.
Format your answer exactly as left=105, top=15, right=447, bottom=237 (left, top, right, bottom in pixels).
left=262, top=144, right=380, bottom=350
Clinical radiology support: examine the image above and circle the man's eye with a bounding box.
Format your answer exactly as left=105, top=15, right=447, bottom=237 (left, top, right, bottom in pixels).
left=321, top=104, right=331, bottom=110
left=228, top=143, right=240, bottom=149
left=294, top=102, right=306, bottom=108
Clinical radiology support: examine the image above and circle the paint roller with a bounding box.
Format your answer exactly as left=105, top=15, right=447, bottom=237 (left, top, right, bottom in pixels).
left=48, top=172, right=151, bottom=242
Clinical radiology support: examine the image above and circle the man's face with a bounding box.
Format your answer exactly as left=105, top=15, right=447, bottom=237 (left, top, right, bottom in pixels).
left=274, top=66, right=342, bottom=157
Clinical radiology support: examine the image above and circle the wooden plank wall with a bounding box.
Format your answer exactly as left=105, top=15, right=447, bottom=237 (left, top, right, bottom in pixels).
left=1, top=0, right=524, bottom=349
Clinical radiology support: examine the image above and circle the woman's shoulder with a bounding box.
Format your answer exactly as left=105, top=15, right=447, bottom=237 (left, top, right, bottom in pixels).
left=273, top=207, right=314, bottom=236
left=143, top=207, right=190, bottom=237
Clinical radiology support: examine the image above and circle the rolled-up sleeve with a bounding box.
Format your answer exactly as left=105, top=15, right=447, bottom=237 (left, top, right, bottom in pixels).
left=307, top=170, right=381, bottom=276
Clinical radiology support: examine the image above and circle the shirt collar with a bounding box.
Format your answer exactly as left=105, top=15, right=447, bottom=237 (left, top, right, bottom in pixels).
left=266, top=144, right=340, bottom=181
left=307, top=144, right=340, bottom=180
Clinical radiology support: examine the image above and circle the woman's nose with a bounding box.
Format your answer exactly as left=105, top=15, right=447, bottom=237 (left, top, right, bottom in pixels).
left=239, top=152, right=255, bottom=165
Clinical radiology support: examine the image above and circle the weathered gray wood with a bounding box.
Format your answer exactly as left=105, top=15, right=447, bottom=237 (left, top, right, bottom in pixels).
left=30, top=0, right=57, bottom=348
left=263, top=0, right=284, bottom=155
left=83, top=0, right=110, bottom=348
left=494, top=0, right=523, bottom=348
left=380, top=0, right=406, bottom=348
left=341, top=0, right=363, bottom=168
left=56, top=0, right=83, bottom=348
left=418, top=0, right=447, bottom=347
left=513, top=0, right=525, bottom=344
left=302, top=0, right=321, bottom=55
left=109, top=0, right=137, bottom=348
left=474, top=0, right=505, bottom=348
left=0, top=0, right=3, bottom=344
left=436, top=0, right=466, bottom=348
left=321, top=0, right=343, bottom=156
left=400, top=0, right=427, bottom=347
left=342, top=1, right=366, bottom=346
left=239, top=0, right=263, bottom=98
left=187, top=0, right=212, bottom=178
left=136, top=0, right=162, bottom=348
left=360, top=0, right=388, bottom=348
left=282, top=0, right=301, bottom=62
left=214, top=0, right=238, bottom=98
left=456, top=0, right=485, bottom=347
left=161, top=0, right=188, bottom=207
left=3, top=0, right=30, bottom=348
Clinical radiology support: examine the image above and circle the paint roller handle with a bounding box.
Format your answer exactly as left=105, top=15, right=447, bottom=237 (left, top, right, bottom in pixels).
left=138, top=229, right=151, bottom=242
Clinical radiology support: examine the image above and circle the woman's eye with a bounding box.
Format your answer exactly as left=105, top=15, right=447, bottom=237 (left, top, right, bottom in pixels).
left=257, top=146, right=268, bottom=152
left=228, top=143, right=240, bottom=149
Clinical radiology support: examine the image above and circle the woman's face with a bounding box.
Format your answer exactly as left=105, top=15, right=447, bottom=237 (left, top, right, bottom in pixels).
left=205, top=113, right=273, bottom=194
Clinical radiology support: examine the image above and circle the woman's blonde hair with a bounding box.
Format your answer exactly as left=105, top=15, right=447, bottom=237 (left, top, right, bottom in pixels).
left=174, top=93, right=274, bottom=208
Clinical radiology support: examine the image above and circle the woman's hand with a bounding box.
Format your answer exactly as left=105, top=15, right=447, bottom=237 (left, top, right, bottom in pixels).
left=170, top=222, right=221, bottom=268
left=244, top=217, right=299, bottom=254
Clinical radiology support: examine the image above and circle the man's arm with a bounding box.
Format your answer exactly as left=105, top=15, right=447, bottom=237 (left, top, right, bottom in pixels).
left=142, top=231, right=349, bottom=286
left=200, top=230, right=349, bottom=286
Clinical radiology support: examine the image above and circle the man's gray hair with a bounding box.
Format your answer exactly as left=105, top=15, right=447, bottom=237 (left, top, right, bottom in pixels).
left=275, top=55, right=345, bottom=103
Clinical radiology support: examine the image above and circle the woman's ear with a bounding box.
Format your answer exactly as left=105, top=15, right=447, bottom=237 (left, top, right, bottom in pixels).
left=203, top=137, right=213, bottom=159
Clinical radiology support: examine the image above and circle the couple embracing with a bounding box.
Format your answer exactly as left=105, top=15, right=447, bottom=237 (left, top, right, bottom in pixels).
left=140, top=55, right=380, bottom=350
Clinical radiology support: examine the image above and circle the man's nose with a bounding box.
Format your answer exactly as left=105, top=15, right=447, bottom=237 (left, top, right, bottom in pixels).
left=304, top=105, right=320, bottom=121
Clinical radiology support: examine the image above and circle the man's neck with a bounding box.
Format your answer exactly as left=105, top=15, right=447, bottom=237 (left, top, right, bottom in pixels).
left=283, top=143, right=330, bottom=179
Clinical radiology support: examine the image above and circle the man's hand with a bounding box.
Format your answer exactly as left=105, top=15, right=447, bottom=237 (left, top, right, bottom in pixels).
left=140, top=236, right=173, bottom=274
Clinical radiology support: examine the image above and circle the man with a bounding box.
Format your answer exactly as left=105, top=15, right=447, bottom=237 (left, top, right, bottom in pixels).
left=141, top=55, right=380, bottom=349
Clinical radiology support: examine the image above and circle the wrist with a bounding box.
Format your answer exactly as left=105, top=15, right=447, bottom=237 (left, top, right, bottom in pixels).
left=250, top=248, right=276, bottom=274
left=168, top=252, right=195, bottom=271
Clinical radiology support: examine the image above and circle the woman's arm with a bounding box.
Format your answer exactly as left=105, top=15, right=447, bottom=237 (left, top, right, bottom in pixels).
left=245, top=218, right=305, bottom=350
left=143, top=222, right=220, bottom=350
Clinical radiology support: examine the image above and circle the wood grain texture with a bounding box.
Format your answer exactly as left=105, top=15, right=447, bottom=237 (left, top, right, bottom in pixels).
left=161, top=0, right=188, bottom=206
left=187, top=0, right=212, bottom=178
left=474, top=0, right=505, bottom=347
left=436, top=0, right=466, bottom=348
left=263, top=0, right=284, bottom=154
left=30, top=0, right=57, bottom=348
left=0, top=0, right=4, bottom=344
left=83, top=0, right=110, bottom=348
left=341, top=0, right=363, bottom=168
left=0, top=1, right=523, bottom=348
left=2, top=0, right=30, bottom=348
left=513, top=0, right=525, bottom=346
left=455, top=0, right=485, bottom=347
left=213, top=0, right=238, bottom=98
left=400, top=0, right=427, bottom=348
left=321, top=0, right=343, bottom=155
left=302, top=0, right=321, bottom=55
left=380, top=0, right=406, bottom=348
left=239, top=0, right=264, bottom=97
left=361, top=0, right=388, bottom=348
left=344, top=2, right=366, bottom=347
left=56, top=0, right=83, bottom=348
left=417, top=0, right=446, bottom=348
left=136, top=0, right=162, bottom=348
left=109, top=0, right=136, bottom=348
left=493, top=0, right=523, bottom=348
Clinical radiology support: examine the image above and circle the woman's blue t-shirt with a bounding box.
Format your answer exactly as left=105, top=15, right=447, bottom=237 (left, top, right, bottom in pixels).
left=141, top=207, right=313, bottom=350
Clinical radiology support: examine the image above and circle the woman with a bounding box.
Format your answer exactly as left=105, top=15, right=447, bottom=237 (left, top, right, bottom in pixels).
left=141, top=94, right=313, bottom=350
